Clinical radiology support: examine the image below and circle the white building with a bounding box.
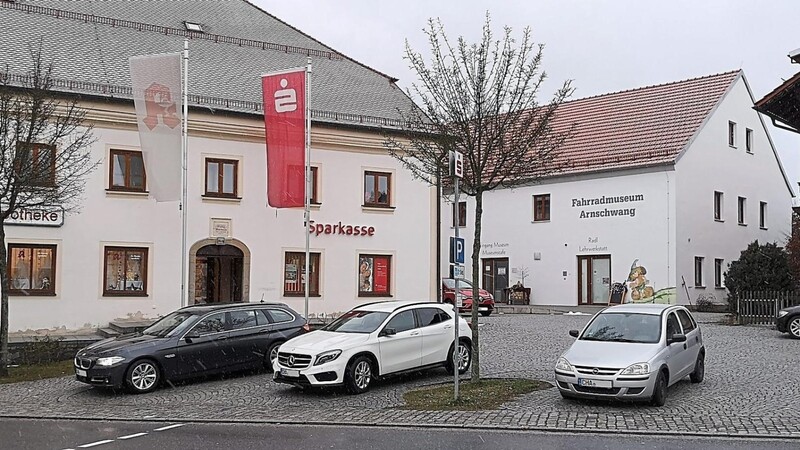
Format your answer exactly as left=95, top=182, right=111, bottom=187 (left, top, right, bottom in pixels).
left=0, top=1, right=435, bottom=331
left=445, top=71, right=794, bottom=307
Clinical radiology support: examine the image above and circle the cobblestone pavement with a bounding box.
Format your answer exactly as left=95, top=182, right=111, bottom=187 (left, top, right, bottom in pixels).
left=2, top=312, right=799, bottom=437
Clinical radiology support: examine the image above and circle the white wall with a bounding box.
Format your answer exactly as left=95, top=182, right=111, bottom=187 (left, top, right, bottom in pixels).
left=5, top=109, right=433, bottom=331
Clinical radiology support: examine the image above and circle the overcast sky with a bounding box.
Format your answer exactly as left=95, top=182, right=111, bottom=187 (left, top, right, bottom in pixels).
left=256, top=0, right=800, bottom=193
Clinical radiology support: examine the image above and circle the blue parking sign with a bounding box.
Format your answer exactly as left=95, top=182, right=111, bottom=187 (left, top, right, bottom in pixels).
left=450, top=237, right=465, bottom=264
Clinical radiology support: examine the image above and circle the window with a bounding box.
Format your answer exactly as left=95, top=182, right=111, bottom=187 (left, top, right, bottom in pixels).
left=713, top=191, right=723, bottom=221
left=746, top=128, right=753, bottom=153
left=205, top=158, right=238, bottom=198
left=384, top=310, right=415, bottom=333
left=759, top=201, right=767, bottom=229
left=364, top=171, right=391, bottom=207
left=184, top=21, right=204, bottom=32
left=192, top=312, right=226, bottom=336
left=7, top=244, right=56, bottom=295
left=109, top=149, right=146, bottom=192
left=738, top=196, right=746, bottom=225
left=358, top=254, right=391, bottom=296
left=694, top=256, right=704, bottom=287
left=103, top=247, right=148, bottom=296
left=666, top=312, right=682, bottom=338
left=728, top=121, right=736, bottom=147
left=416, top=307, right=451, bottom=327
left=228, top=310, right=257, bottom=330
left=676, top=310, right=696, bottom=334
left=15, top=142, right=55, bottom=187
left=267, top=308, right=295, bottom=323
left=284, top=252, right=320, bottom=296
left=533, top=194, right=551, bottom=221
left=452, top=201, right=466, bottom=227
left=714, top=258, right=724, bottom=288
left=310, top=166, right=320, bottom=204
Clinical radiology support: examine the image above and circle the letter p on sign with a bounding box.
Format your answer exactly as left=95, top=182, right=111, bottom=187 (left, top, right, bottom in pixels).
left=450, top=151, right=463, bottom=178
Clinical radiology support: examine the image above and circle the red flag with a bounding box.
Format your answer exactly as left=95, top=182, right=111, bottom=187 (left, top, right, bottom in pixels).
left=262, top=69, right=306, bottom=208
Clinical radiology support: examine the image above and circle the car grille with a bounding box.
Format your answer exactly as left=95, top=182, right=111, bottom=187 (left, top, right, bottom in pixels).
left=574, top=365, right=620, bottom=376
left=277, top=352, right=312, bottom=369
left=573, top=385, right=621, bottom=395
left=74, top=357, right=93, bottom=370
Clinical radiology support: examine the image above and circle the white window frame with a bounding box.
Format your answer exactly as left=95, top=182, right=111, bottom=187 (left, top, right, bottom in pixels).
left=728, top=121, right=737, bottom=147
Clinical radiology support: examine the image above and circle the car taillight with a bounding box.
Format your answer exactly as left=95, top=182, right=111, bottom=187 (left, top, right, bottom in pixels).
left=302, top=323, right=311, bottom=332
left=467, top=321, right=473, bottom=329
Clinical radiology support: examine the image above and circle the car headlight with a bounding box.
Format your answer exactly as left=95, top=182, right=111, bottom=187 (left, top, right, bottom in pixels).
left=555, top=357, right=574, bottom=373
left=314, top=350, right=342, bottom=366
left=95, top=356, right=126, bottom=367
left=778, top=310, right=789, bottom=318
left=620, top=362, right=650, bottom=376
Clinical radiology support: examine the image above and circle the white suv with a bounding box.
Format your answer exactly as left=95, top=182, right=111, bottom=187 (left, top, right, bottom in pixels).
left=273, top=301, right=472, bottom=394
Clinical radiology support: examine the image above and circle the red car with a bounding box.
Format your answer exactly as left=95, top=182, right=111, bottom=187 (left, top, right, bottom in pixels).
left=442, top=278, right=495, bottom=316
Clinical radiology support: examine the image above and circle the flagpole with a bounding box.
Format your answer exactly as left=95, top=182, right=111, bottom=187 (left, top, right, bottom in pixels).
left=304, top=57, right=312, bottom=322
left=181, top=39, right=189, bottom=307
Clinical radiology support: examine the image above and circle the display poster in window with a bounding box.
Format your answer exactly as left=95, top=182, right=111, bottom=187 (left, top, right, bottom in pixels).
left=285, top=263, right=297, bottom=282
left=359, top=256, right=372, bottom=292
left=374, top=257, right=389, bottom=294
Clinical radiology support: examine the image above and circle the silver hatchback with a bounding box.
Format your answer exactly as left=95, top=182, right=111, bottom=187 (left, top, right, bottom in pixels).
left=554, top=304, right=705, bottom=406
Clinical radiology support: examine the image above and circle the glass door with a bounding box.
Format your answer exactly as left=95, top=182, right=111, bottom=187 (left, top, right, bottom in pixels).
left=577, top=255, right=611, bottom=305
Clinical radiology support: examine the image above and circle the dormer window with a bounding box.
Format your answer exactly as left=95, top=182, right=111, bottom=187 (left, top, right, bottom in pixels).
left=184, top=21, right=204, bottom=33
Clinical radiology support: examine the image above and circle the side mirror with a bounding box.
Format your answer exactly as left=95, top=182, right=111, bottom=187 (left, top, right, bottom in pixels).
left=569, top=330, right=580, bottom=338
left=669, top=333, right=686, bottom=344
left=380, top=327, right=396, bottom=337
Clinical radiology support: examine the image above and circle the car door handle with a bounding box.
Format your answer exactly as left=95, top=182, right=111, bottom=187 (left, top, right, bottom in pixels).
left=444, top=325, right=453, bottom=329
left=683, top=343, right=687, bottom=350
left=258, top=328, right=270, bottom=334
left=215, top=335, right=228, bottom=341
left=411, top=331, right=420, bottom=336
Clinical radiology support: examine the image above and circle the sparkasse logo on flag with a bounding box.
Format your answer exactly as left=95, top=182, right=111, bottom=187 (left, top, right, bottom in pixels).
left=262, top=68, right=306, bottom=208
left=129, top=52, right=183, bottom=202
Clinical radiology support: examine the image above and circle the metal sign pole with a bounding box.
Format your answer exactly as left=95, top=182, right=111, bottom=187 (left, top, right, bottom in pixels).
left=304, top=58, right=312, bottom=322
left=453, top=174, right=460, bottom=401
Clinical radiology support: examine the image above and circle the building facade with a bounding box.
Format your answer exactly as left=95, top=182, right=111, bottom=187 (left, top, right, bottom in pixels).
left=0, top=1, right=436, bottom=331
left=444, top=71, right=794, bottom=307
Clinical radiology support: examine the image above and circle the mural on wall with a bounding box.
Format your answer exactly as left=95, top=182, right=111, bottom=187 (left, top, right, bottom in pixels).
left=626, top=259, right=676, bottom=304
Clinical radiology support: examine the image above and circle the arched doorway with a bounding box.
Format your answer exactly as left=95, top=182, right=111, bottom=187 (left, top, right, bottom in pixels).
left=194, top=244, right=244, bottom=304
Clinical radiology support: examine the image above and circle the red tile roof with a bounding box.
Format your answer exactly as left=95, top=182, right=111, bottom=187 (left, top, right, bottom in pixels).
left=541, top=70, right=741, bottom=177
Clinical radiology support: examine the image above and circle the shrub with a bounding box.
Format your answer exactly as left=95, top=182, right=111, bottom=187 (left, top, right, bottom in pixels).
left=724, top=240, right=795, bottom=311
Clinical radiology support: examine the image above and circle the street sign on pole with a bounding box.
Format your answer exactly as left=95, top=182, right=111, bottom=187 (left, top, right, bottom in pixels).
left=451, top=264, right=465, bottom=279
left=449, top=150, right=463, bottom=178
left=449, top=236, right=465, bottom=264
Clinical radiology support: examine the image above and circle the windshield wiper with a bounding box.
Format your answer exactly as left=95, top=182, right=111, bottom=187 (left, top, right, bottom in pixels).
left=607, top=338, right=638, bottom=343
left=580, top=336, right=604, bottom=341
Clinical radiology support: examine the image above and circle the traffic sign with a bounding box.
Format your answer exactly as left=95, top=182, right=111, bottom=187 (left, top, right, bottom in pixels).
left=451, top=264, right=465, bottom=279
left=449, top=236, right=465, bottom=264
left=450, top=151, right=463, bottom=178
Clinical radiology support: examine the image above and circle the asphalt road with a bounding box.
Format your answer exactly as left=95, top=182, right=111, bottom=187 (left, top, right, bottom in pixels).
left=2, top=418, right=796, bottom=450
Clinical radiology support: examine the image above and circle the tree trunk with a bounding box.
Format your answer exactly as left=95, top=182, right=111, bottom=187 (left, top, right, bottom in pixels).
left=0, top=223, right=8, bottom=377
left=470, top=189, right=483, bottom=381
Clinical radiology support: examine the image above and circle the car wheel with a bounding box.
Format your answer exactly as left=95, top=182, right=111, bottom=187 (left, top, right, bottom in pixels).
left=126, top=359, right=160, bottom=394
left=265, top=341, right=284, bottom=372
left=445, top=340, right=471, bottom=375
left=690, top=351, right=705, bottom=383
left=344, top=356, right=373, bottom=394
left=790, top=316, right=800, bottom=339
left=650, top=370, right=668, bottom=407
left=480, top=309, right=492, bottom=317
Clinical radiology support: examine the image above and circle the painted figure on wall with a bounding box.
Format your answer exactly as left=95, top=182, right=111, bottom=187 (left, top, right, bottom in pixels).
left=626, top=259, right=677, bottom=304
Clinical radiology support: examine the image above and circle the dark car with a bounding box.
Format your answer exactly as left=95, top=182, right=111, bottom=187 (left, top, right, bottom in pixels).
left=777, top=305, right=800, bottom=339
left=74, top=302, right=308, bottom=393
left=442, top=278, right=495, bottom=316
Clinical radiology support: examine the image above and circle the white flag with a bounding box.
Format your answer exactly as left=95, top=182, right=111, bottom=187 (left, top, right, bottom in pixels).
left=129, top=53, right=183, bottom=202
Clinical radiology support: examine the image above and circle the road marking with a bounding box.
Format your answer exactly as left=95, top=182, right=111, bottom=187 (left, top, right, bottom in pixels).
left=118, top=432, right=148, bottom=440
left=154, top=424, right=185, bottom=432
left=78, top=440, right=114, bottom=448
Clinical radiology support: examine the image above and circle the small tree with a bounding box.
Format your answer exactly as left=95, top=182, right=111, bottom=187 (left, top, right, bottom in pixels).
left=385, top=14, right=574, bottom=380
left=0, top=49, right=98, bottom=376
left=785, top=211, right=800, bottom=286
left=724, top=240, right=795, bottom=311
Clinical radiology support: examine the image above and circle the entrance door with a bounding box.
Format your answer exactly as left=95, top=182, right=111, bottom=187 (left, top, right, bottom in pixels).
left=194, top=245, right=243, bottom=304
left=482, top=258, right=509, bottom=302
left=577, top=255, right=611, bottom=305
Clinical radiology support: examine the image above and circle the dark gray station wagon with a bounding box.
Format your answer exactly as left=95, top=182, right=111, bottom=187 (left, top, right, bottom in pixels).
left=74, top=302, right=308, bottom=393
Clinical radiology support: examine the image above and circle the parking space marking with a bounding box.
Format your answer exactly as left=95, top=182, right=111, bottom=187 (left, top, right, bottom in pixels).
left=153, top=424, right=185, bottom=432
left=117, top=432, right=148, bottom=440
left=78, top=440, right=114, bottom=448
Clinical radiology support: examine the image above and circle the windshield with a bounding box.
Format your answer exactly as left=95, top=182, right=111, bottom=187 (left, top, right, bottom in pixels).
left=580, top=312, right=661, bottom=344
left=323, top=310, right=390, bottom=333
left=142, top=312, right=194, bottom=337
left=442, top=279, right=474, bottom=289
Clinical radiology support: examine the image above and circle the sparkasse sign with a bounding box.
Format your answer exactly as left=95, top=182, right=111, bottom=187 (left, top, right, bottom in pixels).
left=6, top=207, right=65, bottom=227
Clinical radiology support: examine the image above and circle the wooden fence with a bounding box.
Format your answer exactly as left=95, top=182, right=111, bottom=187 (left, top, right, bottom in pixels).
left=737, top=291, right=800, bottom=325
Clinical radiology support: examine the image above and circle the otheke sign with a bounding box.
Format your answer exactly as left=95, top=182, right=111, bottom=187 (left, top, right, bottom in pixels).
left=309, top=221, right=374, bottom=237
left=6, top=207, right=64, bottom=227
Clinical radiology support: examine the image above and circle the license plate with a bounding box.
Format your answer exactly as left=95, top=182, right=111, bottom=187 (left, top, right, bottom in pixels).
left=578, top=378, right=612, bottom=388
left=75, top=369, right=87, bottom=377
left=281, top=368, right=300, bottom=378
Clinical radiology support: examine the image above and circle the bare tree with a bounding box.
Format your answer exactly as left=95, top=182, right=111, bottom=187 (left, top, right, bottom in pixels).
left=385, top=14, right=574, bottom=380
left=0, top=49, right=98, bottom=376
